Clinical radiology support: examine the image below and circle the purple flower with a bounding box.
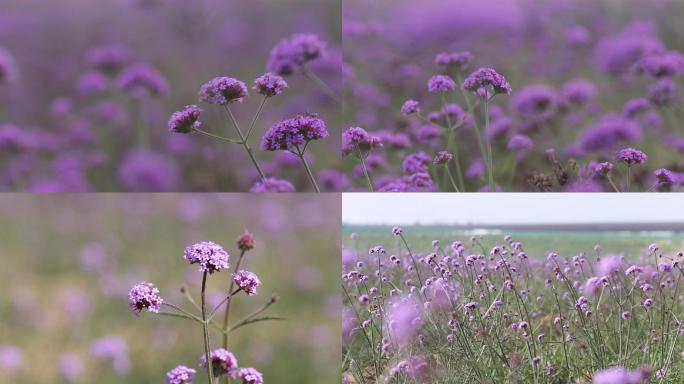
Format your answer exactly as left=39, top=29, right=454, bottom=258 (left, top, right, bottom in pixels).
left=591, top=162, right=614, bottom=177
left=58, top=354, right=84, bottom=381
left=249, top=177, right=295, bottom=193
left=616, top=148, right=647, bottom=166
left=184, top=241, right=230, bottom=274
left=635, top=51, right=684, bottom=78
left=511, top=84, right=558, bottom=119
left=261, top=113, right=328, bottom=152
left=647, top=79, right=676, bottom=106
left=462, top=68, right=512, bottom=97
left=401, top=100, right=420, bottom=116
left=253, top=73, right=288, bottom=97
left=427, top=75, right=456, bottom=93
left=342, top=127, right=382, bottom=155
left=199, top=77, right=248, bottom=105
left=168, top=105, right=202, bottom=134
left=0, top=345, right=22, bottom=373
left=166, top=365, right=196, bottom=384
left=592, top=366, right=647, bottom=384
left=237, top=367, right=264, bottom=384
left=116, top=63, right=169, bottom=98
left=561, top=79, right=598, bottom=106
left=233, top=270, right=261, bottom=296
left=402, top=152, right=431, bottom=174
left=90, top=336, right=130, bottom=375
left=266, top=34, right=327, bottom=75
left=579, top=114, right=642, bottom=152
left=128, top=282, right=163, bottom=316
left=200, top=349, right=238, bottom=378
left=433, top=151, right=453, bottom=165
left=435, top=51, right=473, bottom=71
left=86, top=44, right=131, bottom=72
left=507, top=134, right=533, bottom=152
left=623, top=98, right=650, bottom=118
left=117, top=150, right=180, bottom=192
left=392, top=226, right=403, bottom=236
left=655, top=168, right=677, bottom=185
left=76, top=71, right=109, bottom=95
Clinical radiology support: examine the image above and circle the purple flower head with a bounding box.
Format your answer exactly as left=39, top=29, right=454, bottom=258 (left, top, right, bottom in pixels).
left=401, top=100, right=420, bottom=116
left=507, top=134, right=533, bottom=152
left=117, top=149, right=180, bottom=192
left=511, top=84, right=558, bottom=119
left=116, top=63, right=169, bottom=98
left=76, top=71, right=109, bottom=95
left=90, top=336, right=130, bottom=375
left=128, top=282, right=162, bottom=316
left=392, top=226, right=403, bottom=236
left=199, top=77, right=248, bottom=105
left=58, top=354, right=83, bottom=381
left=561, top=79, right=598, bottom=106
left=402, top=152, right=431, bottom=174
left=261, top=113, right=328, bottom=152
left=237, top=367, right=264, bottom=384
left=168, top=105, right=202, bottom=134
left=253, top=72, right=288, bottom=97
left=594, top=29, right=664, bottom=75
left=0, top=48, right=18, bottom=83
left=166, top=365, right=196, bottom=384
left=566, top=26, right=591, bottom=47
left=200, top=349, right=238, bottom=378
left=341, top=127, right=382, bottom=155
left=184, top=241, right=230, bottom=274
left=237, top=230, right=256, bottom=251
left=385, top=296, right=422, bottom=347
left=435, top=51, right=473, bottom=72
left=597, top=254, right=622, bottom=276
left=615, top=148, right=647, bottom=166
left=404, top=172, right=434, bottom=191
left=427, top=75, right=456, bottom=93
left=233, top=270, right=261, bottom=296
left=0, top=345, right=23, bottom=373
left=623, top=98, right=650, bottom=119
left=591, top=162, right=614, bottom=178
left=266, top=34, right=327, bottom=75
left=433, top=151, right=453, bottom=165
left=647, top=79, right=676, bottom=106
left=249, top=178, right=295, bottom=193
left=655, top=168, right=677, bottom=185
left=86, top=44, right=131, bottom=72
left=592, top=366, right=647, bottom=384
left=579, top=114, right=642, bottom=152
left=462, top=68, right=512, bottom=97
left=635, top=51, right=684, bottom=78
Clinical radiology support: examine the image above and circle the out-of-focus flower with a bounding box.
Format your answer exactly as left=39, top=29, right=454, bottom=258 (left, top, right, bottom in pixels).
left=266, top=33, right=327, bottom=75
left=116, top=63, right=169, bottom=98
left=249, top=178, right=295, bottom=193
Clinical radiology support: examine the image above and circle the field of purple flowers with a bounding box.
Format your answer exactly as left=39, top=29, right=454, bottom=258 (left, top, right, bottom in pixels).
left=0, top=194, right=340, bottom=383
left=342, top=0, right=684, bottom=192
left=0, top=0, right=341, bottom=192
left=342, top=226, right=684, bottom=383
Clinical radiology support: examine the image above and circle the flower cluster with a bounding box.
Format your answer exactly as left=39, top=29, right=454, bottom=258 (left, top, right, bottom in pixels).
left=267, top=33, right=327, bottom=75
left=167, top=105, right=202, bottom=134
left=233, top=270, right=261, bottom=296
left=183, top=241, right=230, bottom=274
left=260, top=114, right=328, bottom=152
left=128, top=282, right=163, bottom=316
left=199, top=77, right=249, bottom=105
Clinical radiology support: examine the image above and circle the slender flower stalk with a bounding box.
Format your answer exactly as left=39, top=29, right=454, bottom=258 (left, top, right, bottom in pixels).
left=224, top=106, right=267, bottom=181
left=302, top=65, right=342, bottom=105
left=200, top=272, right=215, bottom=384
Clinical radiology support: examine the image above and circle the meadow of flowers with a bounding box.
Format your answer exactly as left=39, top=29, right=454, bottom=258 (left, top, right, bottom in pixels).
left=342, top=226, right=684, bottom=383
left=342, top=0, right=684, bottom=192
left=0, top=194, right=341, bottom=383
left=0, top=0, right=341, bottom=192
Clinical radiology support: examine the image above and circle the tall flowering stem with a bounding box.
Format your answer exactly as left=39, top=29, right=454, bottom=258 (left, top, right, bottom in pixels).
left=483, top=97, right=495, bottom=191
left=223, top=250, right=246, bottom=350
left=356, top=146, right=374, bottom=192
left=295, top=143, right=320, bottom=192
left=398, top=233, right=423, bottom=289
left=245, top=97, right=268, bottom=141
left=200, top=272, right=215, bottom=384
left=302, top=65, right=342, bottom=105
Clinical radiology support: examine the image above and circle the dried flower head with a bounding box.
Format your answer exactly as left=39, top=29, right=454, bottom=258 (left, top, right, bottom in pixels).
left=237, top=230, right=256, bottom=251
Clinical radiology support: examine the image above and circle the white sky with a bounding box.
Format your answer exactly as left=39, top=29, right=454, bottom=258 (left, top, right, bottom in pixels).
left=343, top=194, right=684, bottom=225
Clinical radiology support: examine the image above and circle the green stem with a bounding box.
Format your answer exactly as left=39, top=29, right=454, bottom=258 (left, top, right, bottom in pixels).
left=223, top=250, right=246, bottom=350
left=357, top=149, right=374, bottom=192
left=456, top=74, right=490, bottom=191
left=626, top=166, right=631, bottom=192
left=192, top=128, right=241, bottom=144
left=483, top=97, right=495, bottom=192
left=224, top=106, right=267, bottom=181
left=298, top=150, right=320, bottom=192
left=245, top=97, right=267, bottom=141
left=445, top=166, right=460, bottom=192
left=201, top=272, right=215, bottom=384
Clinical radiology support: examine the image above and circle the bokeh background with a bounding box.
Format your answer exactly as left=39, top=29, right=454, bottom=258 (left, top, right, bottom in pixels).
left=0, top=194, right=341, bottom=383
left=0, top=0, right=341, bottom=192
left=342, top=0, right=684, bottom=191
